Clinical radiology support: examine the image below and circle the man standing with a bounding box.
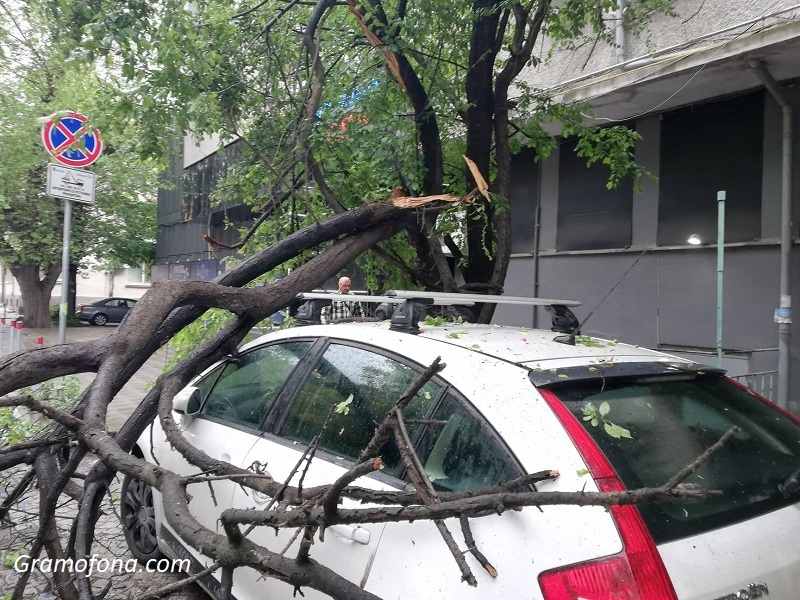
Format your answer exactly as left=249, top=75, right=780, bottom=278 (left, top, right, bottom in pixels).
left=320, top=276, right=364, bottom=324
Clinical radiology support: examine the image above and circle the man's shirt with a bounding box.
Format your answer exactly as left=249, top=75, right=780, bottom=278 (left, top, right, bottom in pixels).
left=320, top=297, right=364, bottom=323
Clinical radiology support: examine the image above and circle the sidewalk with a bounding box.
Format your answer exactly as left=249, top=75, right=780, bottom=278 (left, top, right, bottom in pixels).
left=3, top=316, right=172, bottom=432
left=0, top=313, right=209, bottom=598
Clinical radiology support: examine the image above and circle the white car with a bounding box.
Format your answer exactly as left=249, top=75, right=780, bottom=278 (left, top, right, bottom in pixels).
left=122, top=295, right=800, bottom=600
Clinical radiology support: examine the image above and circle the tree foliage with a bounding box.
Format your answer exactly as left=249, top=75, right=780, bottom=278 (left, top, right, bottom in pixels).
left=51, top=0, right=673, bottom=319
left=0, top=0, right=161, bottom=326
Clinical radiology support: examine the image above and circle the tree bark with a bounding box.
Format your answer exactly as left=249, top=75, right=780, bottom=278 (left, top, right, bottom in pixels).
left=11, top=263, right=60, bottom=328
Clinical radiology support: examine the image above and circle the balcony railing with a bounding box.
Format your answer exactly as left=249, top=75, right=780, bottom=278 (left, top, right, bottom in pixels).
left=731, top=371, right=777, bottom=402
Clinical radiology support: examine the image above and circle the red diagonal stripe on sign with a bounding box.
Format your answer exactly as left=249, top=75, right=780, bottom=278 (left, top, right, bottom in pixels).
left=52, top=121, right=90, bottom=156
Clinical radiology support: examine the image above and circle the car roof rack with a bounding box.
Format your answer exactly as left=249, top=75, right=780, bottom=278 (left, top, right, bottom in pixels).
left=293, top=290, right=581, bottom=336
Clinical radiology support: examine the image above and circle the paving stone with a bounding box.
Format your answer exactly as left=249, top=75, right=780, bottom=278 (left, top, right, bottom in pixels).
left=1, top=322, right=210, bottom=598
left=0, top=462, right=210, bottom=599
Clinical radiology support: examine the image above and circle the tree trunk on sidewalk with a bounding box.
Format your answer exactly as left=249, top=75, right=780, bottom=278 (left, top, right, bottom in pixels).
left=11, top=263, right=60, bottom=328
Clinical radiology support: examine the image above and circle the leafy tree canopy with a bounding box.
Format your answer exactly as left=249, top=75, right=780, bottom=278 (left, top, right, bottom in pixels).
left=0, top=0, right=162, bottom=325
left=51, top=0, right=672, bottom=315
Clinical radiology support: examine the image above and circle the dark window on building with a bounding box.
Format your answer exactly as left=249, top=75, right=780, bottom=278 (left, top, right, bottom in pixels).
left=181, top=140, right=243, bottom=222
left=509, top=148, right=540, bottom=254
left=658, top=92, right=763, bottom=246
left=556, top=138, right=633, bottom=251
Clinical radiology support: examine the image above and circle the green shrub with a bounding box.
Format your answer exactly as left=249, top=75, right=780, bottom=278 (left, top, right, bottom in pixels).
left=49, top=305, right=81, bottom=326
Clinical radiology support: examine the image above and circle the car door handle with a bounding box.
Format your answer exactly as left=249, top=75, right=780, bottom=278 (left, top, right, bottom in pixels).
left=327, top=524, right=370, bottom=545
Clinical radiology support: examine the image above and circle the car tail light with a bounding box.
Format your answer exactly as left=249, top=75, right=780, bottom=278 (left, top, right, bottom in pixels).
left=77, top=304, right=85, bottom=311
left=538, top=389, right=678, bottom=600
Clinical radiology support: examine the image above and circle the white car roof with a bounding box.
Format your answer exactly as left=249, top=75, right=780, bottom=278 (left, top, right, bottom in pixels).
left=246, top=321, right=690, bottom=369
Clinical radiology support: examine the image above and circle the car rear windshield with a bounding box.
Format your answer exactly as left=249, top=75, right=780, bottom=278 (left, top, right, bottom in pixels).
left=549, top=374, right=800, bottom=544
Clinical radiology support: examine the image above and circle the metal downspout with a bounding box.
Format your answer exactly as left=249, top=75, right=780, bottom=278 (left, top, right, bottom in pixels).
left=615, top=0, right=627, bottom=64
left=532, top=195, right=542, bottom=329
left=751, top=61, right=793, bottom=409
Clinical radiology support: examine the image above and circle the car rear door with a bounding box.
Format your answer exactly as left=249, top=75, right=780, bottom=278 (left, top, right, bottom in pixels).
left=231, top=340, right=442, bottom=599
left=550, top=371, right=800, bottom=599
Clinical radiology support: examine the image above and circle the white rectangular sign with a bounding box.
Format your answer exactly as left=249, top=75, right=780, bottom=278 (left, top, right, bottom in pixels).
left=46, top=164, right=96, bottom=204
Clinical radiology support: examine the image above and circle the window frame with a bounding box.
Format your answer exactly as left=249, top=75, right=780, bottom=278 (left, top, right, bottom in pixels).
left=405, top=386, right=527, bottom=491
left=192, top=337, right=324, bottom=435
left=265, top=337, right=525, bottom=489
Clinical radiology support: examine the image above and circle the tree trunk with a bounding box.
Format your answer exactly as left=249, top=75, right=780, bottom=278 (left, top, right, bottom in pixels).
left=12, top=264, right=60, bottom=328
left=464, top=0, right=502, bottom=318
left=68, top=263, right=78, bottom=316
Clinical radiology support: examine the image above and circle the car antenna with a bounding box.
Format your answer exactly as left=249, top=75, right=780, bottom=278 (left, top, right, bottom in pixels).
left=554, top=249, right=648, bottom=346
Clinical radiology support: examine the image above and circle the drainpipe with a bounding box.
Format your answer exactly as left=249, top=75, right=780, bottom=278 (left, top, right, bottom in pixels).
left=750, top=60, right=792, bottom=410
left=615, top=0, right=627, bottom=64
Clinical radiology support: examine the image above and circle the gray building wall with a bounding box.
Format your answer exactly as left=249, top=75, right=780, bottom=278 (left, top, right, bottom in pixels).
left=496, top=79, right=800, bottom=404
left=519, top=0, right=800, bottom=93
left=155, top=141, right=249, bottom=281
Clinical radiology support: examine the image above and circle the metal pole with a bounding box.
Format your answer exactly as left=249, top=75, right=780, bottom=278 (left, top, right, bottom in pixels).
left=58, top=199, right=72, bottom=344
left=750, top=61, right=792, bottom=409
left=777, top=101, right=793, bottom=409
left=717, top=191, right=725, bottom=368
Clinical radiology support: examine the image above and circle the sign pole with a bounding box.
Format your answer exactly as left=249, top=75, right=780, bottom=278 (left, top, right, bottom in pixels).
left=58, top=199, right=72, bottom=344
left=40, top=111, right=102, bottom=343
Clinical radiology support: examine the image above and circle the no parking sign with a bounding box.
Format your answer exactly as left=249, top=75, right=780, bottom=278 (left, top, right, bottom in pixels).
left=41, top=111, right=103, bottom=167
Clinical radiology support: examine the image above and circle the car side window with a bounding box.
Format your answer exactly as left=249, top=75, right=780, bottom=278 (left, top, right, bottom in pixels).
left=202, top=341, right=312, bottom=428
left=192, top=364, right=224, bottom=405
left=416, top=393, right=521, bottom=492
left=280, top=343, right=440, bottom=474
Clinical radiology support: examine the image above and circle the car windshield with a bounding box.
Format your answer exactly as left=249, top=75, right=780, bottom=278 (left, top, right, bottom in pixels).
left=548, top=374, right=800, bottom=543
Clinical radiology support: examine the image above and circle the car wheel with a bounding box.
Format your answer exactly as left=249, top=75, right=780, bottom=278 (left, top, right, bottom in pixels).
left=121, top=474, right=163, bottom=561
left=91, top=313, right=108, bottom=326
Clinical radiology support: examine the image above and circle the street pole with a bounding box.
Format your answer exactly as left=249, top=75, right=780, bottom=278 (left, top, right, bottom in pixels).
left=58, top=199, right=72, bottom=344
left=750, top=61, right=792, bottom=409
left=717, top=191, right=725, bottom=369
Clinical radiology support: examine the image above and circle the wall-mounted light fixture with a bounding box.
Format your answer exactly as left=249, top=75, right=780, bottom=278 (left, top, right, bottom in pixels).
left=687, top=234, right=703, bottom=245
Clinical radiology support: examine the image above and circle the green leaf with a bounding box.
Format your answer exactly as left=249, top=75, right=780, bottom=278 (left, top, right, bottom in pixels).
left=598, top=401, right=610, bottom=417
left=604, top=422, right=620, bottom=438
left=335, top=394, right=354, bottom=415
left=603, top=422, right=632, bottom=439
left=576, top=468, right=590, bottom=476
left=590, top=417, right=599, bottom=427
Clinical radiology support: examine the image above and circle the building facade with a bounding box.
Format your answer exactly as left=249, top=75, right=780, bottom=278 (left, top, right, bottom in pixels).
left=496, top=1, right=800, bottom=410
left=151, top=1, right=800, bottom=407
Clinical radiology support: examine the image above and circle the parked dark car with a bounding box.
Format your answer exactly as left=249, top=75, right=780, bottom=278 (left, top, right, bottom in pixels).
left=77, top=297, right=137, bottom=325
